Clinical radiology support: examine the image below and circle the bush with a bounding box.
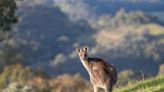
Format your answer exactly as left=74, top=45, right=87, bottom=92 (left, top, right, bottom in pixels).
left=0, top=64, right=33, bottom=91
left=117, top=70, right=143, bottom=86
left=158, top=64, right=164, bottom=75
left=2, top=82, right=37, bottom=92
left=50, top=74, right=91, bottom=92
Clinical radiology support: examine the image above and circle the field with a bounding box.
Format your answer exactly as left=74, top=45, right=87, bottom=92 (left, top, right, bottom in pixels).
left=115, top=75, right=164, bottom=92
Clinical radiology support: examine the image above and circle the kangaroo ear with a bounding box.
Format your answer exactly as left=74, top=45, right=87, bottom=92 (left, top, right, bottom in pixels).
left=83, top=47, right=89, bottom=52
left=76, top=48, right=81, bottom=53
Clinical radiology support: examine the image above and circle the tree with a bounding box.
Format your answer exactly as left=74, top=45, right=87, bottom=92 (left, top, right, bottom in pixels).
left=0, top=64, right=33, bottom=91
left=0, top=0, right=18, bottom=71
left=0, top=0, right=17, bottom=41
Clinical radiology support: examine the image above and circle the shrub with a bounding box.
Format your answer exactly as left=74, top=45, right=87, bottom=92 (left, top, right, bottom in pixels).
left=158, top=64, right=164, bottom=75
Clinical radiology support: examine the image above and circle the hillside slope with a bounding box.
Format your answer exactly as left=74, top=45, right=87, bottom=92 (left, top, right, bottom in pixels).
left=10, top=1, right=164, bottom=78
left=115, top=75, right=164, bottom=92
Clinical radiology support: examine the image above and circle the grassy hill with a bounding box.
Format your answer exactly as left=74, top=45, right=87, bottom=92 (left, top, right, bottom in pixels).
left=115, top=75, right=164, bottom=92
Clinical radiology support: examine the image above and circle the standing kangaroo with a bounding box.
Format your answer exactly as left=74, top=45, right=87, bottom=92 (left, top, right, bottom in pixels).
left=76, top=47, right=117, bottom=92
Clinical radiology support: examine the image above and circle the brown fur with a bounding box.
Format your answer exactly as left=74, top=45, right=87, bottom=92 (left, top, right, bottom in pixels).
left=88, top=58, right=117, bottom=86
left=76, top=47, right=117, bottom=92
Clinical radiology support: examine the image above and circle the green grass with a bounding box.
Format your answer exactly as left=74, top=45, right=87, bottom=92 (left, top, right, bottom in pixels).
left=115, top=75, right=164, bottom=92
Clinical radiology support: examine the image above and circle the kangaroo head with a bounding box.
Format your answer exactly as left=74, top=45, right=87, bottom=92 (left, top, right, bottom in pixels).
left=76, top=47, right=89, bottom=60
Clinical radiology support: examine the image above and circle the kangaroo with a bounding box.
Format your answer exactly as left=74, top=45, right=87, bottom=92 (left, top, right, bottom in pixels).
left=76, top=47, right=117, bottom=92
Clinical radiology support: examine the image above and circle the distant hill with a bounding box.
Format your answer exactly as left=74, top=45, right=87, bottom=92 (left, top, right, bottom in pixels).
left=54, top=0, right=164, bottom=17
left=11, top=1, right=164, bottom=79
left=85, top=0, right=164, bottom=14
left=14, top=5, right=96, bottom=76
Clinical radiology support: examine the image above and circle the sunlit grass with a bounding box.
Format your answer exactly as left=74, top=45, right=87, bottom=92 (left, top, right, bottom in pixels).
left=159, top=38, right=164, bottom=44
left=145, top=24, right=164, bottom=36
left=119, top=24, right=164, bottom=36
left=95, top=23, right=164, bottom=46
left=114, top=75, right=164, bottom=92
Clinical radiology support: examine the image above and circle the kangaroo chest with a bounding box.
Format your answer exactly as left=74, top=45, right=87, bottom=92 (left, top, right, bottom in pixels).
left=81, top=59, right=109, bottom=84
left=90, top=63, right=108, bottom=85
